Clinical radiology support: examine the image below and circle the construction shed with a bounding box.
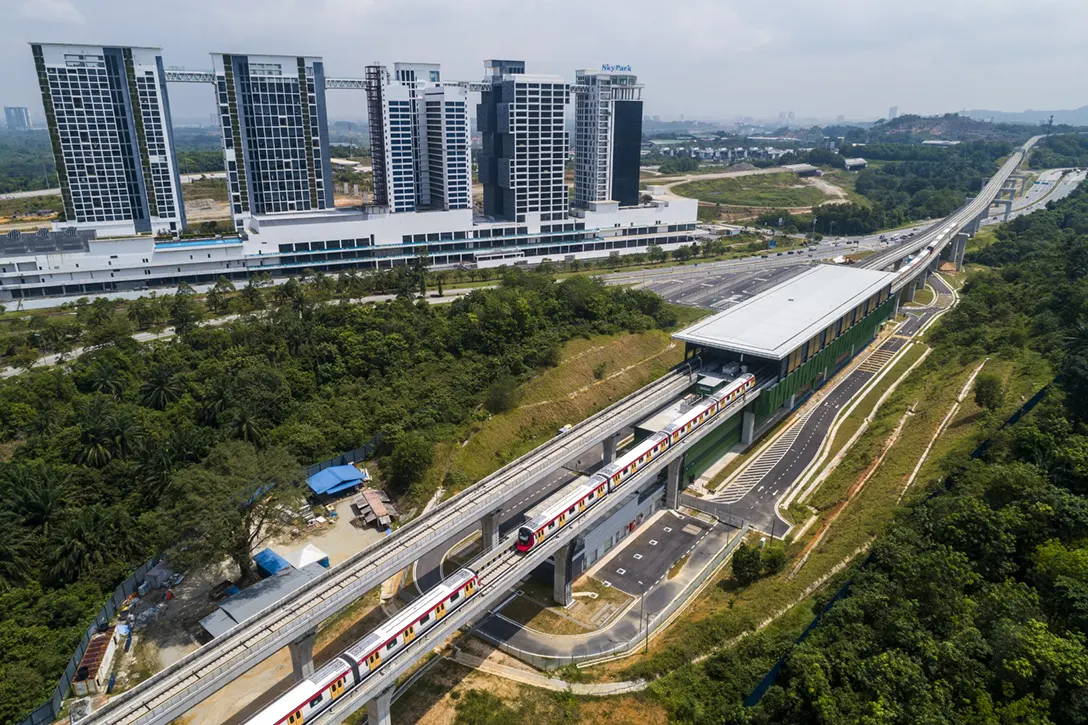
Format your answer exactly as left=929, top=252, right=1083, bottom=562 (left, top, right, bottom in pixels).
left=253, top=548, right=292, bottom=578
left=307, top=464, right=370, bottom=497
left=199, top=563, right=326, bottom=639
left=351, top=488, right=399, bottom=529
left=72, top=626, right=117, bottom=696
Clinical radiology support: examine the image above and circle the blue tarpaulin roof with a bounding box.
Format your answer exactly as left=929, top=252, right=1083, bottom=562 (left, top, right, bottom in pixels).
left=306, top=465, right=368, bottom=495
left=253, top=548, right=291, bottom=577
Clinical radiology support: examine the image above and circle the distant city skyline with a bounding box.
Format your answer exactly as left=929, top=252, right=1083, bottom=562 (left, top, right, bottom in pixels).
left=4, top=0, right=1086, bottom=126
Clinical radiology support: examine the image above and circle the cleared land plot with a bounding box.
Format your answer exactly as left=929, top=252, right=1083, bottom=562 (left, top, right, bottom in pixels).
left=0, top=193, right=63, bottom=222
left=672, top=173, right=830, bottom=208
left=182, top=178, right=229, bottom=203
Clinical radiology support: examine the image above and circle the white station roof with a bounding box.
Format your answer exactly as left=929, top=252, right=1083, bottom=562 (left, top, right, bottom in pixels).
left=673, top=265, right=898, bottom=360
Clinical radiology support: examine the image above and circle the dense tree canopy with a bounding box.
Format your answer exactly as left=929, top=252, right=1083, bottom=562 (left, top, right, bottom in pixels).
left=747, top=186, right=1088, bottom=724
left=1029, top=135, right=1088, bottom=170
left=0, top=268, right=678, bottom=723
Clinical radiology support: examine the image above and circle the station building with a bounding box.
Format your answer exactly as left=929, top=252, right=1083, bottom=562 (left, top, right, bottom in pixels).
left=670, top=264, right=899, bottom=480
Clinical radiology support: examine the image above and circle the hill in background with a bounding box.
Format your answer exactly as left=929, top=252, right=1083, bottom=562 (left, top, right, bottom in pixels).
left=966, top=105, right=1088, bottom=126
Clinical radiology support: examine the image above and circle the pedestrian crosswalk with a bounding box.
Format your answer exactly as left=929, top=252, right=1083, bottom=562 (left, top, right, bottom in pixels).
left=711, top=408, right=816, bottom=505
left=859, top=347, right=896, bottom=373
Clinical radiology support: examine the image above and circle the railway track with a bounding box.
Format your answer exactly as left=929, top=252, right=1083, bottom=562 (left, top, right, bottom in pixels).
left=90, top=363, right=698, bottom=724
left=860, top=137, right=1040, bottom=274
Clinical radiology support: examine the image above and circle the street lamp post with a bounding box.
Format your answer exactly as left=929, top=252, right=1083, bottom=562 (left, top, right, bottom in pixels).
left=639, top=579, right=648, bottom=653
left=811, top=217, right=818, bottom=243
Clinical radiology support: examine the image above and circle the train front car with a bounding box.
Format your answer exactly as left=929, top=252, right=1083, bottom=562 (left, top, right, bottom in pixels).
left=515, top=474, right=608, bottom=554
left=516, top=525, right=536, bottom=553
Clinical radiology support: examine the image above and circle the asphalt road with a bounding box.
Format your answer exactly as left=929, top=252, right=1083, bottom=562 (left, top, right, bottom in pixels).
left=715, top=356, right=881, bottom=535
left=477, top=516, right=735, bottom=659
left=596, top=515, right=711, bottom=595
left=983, top=168, right=1086, bottom=226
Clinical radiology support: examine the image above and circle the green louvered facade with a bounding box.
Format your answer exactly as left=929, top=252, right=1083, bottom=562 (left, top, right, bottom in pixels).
left=754, top=296, right=896, bottom=417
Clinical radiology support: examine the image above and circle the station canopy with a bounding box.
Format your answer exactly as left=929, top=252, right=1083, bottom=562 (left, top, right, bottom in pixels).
left=673, top=265, right=898, bottom=361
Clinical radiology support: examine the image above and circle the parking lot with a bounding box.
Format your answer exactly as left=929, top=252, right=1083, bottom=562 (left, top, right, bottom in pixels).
left=595, top=511, right=712, bottom=595
left=634, top=264, right=805, bottom=310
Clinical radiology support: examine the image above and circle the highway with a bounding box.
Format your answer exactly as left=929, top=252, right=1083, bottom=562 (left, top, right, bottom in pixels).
left=982, top=167, right=1086, bottom=225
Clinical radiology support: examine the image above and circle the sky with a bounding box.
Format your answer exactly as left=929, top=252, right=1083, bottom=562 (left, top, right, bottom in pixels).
left=4, top=0, right=1087, bottom=124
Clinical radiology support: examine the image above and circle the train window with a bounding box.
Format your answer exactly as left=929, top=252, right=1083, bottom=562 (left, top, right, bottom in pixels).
left=310, top=693, right=323, bottom=707
left=419, top=613, right=429, bottom=625
left=568, top=506, right=575, bottom=514
left=451, top=591, right=460, bottom=602
left=387, top=641, right=396, bottom=651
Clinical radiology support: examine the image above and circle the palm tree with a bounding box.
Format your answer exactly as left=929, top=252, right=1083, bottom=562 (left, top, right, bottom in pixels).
left=49, top=506, right=107, bottom=583
left=240, top=280, right=266, bottom=311
left=206, top=276, right=236, bottom=313
left=48, top=505, right=141, bottom=584
left=140, top=365, right=184, bottom=410
left=127, top=298, right=154, bottom=330
left=198, top=377, right=232, bottom=426
left=76, top=396, right=116, bottom=467
left=231, top=409, right=268, bottom=447
left=274, top=279, right=297, bottom=306
left=7, top=463, right=67, bottom=534
left=170, top=295, right=203, bottom=335
left=108, top=407, right=144, bottom=459
left=88, top=359, right=125, bottom=399
left=413, top=250, right=429, bottom=297
left=311, top=272, right=335, bottom=299
left=0, top=515, right=29, bottom=591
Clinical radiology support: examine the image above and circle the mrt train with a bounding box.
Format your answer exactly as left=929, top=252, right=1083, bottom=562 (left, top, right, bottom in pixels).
left=900, top=244, right=936, bottom=274
left=245, top=568, right=478, bottom=725
left=516, top=372, right=756, bottom=553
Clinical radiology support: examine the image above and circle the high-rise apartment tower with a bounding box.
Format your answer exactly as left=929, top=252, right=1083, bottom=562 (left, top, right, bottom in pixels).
left=477, top=59, right=569, bottom=223
left=211, top=53, right=334, bottom=226
left=5, top=107, right=31, bottom=131
left=364, top=63, right=470, bottom=213
left=573, top=68, right=643, bottom=208
left=30, top=43, right=185, bottom=235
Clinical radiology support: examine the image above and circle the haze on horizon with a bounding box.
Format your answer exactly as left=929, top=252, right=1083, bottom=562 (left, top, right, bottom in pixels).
left=3, top=0, right=1086, bottom=124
